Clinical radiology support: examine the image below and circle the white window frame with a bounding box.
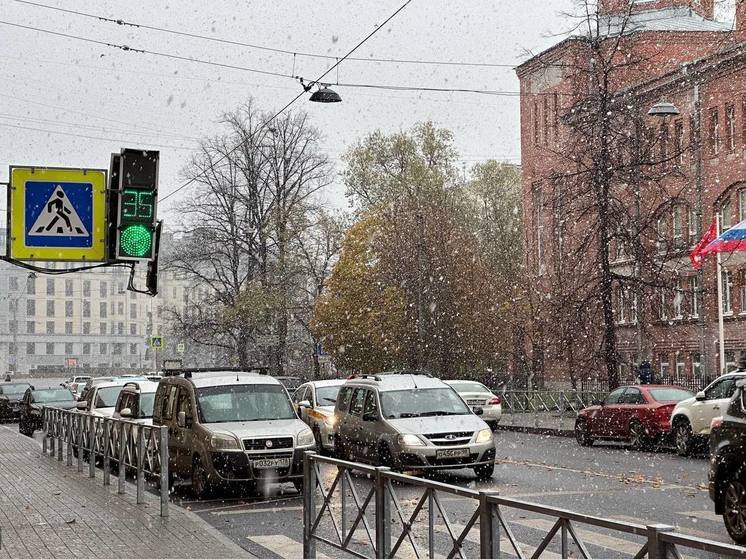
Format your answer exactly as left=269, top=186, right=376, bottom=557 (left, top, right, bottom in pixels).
left=723, top=270, right=733, bottom=315
left=689, top=276, right=700, bottom=318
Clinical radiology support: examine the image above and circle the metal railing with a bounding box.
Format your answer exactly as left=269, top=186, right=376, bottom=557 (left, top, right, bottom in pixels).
left=41, top=407, right=169, bottom=517
left=303, top=451, right=746, bottom=559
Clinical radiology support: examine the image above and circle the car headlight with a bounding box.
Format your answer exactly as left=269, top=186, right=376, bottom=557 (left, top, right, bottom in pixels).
left=475, top=429, right=493, bottom=444
left=209, top=433, right=241, bottom=451
left=297, top=428, right=315, bottom=446
left=322, top=414, right=337, bottom=427
left=397, top=433, right=425, bottom=447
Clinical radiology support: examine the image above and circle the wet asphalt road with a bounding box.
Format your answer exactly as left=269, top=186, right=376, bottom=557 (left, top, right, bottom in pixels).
left=177, top=431, right=726, bottom=559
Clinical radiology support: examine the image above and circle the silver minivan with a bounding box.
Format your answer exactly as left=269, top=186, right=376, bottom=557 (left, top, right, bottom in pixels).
left=333, top=372, right=496, bottom=480
left=153, top=371, right=315, bottom=497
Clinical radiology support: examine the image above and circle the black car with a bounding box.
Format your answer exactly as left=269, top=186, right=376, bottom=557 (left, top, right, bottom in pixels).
left=18, top=388, right=76, bottom=436
left=0, top=382, right=33, bottom=421
left=709, top=378, right=746, bottom=544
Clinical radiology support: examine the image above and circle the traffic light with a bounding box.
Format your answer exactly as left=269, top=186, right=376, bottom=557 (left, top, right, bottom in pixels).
left=146, top=221, right=162, bottom=296
left=110, top=149, right=159, bottom=261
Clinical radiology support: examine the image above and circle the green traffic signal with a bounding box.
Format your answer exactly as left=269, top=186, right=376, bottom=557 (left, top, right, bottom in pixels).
left=120, top=224, right=153, bottom=258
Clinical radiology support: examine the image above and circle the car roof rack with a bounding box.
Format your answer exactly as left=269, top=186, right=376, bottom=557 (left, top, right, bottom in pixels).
left=162, top=367, right=269, bottom=379
left=346, top=373, right=382, bottom=381
left=379, top=369, right=433, bottom=378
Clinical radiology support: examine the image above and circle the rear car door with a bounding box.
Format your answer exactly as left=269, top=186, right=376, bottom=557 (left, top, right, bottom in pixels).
left=174, top=386, right=196, bottom=474
left=591, top=388, right=626, bottom=437
left=346, top=388, right=368, bottom=460
left=359, top=390, right=382, bottom=461
left=618, top=387, right=645, bottom=437
left=693, top=378, right=738, bottom=434
left=293, top=386, right=311, bottom=422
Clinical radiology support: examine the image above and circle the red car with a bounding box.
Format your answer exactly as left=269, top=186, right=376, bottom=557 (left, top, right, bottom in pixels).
left=574, top=385, right=693, bottom=450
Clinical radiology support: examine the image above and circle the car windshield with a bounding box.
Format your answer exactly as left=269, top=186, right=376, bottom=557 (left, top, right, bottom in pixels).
left=196, top=384, right=296, bottom=423
left=1, top=384, right=31, bottom=396
left=34, top=389, right=74, bottom=403
left=380, top=388, right=471, bottom=419
left=648, top=388, right=693, bottom=402
left=139, top=393, right=156, bottom=418
left=450, top=382, right=490, bottom=394
left=95, top=386, right=123, bottom=408
left=316, top=386, right=341, bottom=406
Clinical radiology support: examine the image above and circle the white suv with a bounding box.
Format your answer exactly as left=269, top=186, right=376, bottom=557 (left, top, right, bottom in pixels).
left=670, top=372, right=746, bottom=455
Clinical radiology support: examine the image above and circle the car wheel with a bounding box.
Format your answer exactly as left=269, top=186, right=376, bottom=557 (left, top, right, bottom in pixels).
left=474, top=462, right=495, bottom=481
left=723, top=478, right=746, bottom=544
left=674, top=420, right=693, bottom=457
left=334, top=435, right=348, bottom=460
left=629, top=421, right=648, bottom=451
left=191, top=455, right=212, bottom=499
left=574, top=419, right=593, bottom=447
left=378, top=443, right=398, bottom=471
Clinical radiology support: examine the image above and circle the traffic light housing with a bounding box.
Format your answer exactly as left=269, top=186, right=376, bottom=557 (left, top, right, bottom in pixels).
left=110, top=149, right=159, bottom=262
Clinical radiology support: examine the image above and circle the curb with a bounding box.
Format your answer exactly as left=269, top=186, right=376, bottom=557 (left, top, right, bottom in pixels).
left=496, top=423, right=575, bottom=438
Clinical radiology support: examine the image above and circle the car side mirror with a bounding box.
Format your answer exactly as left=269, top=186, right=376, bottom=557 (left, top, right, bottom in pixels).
left=120, top=407, right=132, bottom=418
left=177, top=411, right=187, bottom=428
left=60, top=383, right=65, bottom=388
left=473, top=406, right=484, bottom=416
left=75, top=401, right=88, bottom=411
left=695, top=391, right=706, bottom=401
left=299, top=400, right=311, bottom=409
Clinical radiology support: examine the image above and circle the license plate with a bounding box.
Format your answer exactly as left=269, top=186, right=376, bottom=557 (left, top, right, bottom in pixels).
left=252, top=458, right=291, bottom=469
left=436, top=448, right=469, bottom=459
left=466, top=400, right=484, bottom=406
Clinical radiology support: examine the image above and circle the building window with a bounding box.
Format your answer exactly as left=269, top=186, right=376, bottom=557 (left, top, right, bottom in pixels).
left=533, top=101, right=540, bottom=145
left=117, top=322, right=124, bottom=335
left=672, top=205, right=683, bottom=248
left=130, top=304, right=137, bottom=319
left=118, top=302, right=124, bottom=315
left=46, top=321, right=54, bottom=334
left=726, top=350, right=737, bottom=373
left=8, top=343, right=16, bottom=355
left=659, top=353, right=670, bottom=377
left=26, top=342, right=35, bottom=355
left=130, top=343, right=138, bottom=355
left=129, top=323, right=137, bottom=336
left=8, top=276, right=18, bottom=291
left=26, top=321, right=35, bottom=334
left=552, top=92, right=559, bottom=141
left=689, top=276, right=701, bottom=318
left=688, top=207, right=700, bottom=245
left=692, top=352, right=703, bottom=377
left=709, top=108, right=720, bottom=156
left=617, top=288, right=627, bottom=324
left=675, top=353, right=685, bottom=378
left=656, top=215, right=667, bottom=252
left=100, top=323, right=107, bottom=335
left=741, top=270, right=746, bottom=314
left=100, top=281, right=107, bottom=298
left=8, top=320, right=17, bottom=334
left=727, top=103, right=736, bottom=152
left=65, top=321, right=73, bottom=334
left=83, top=280, right=90, bottom=297
left=660, top=123, right=669, bottom=169
left=83, top=343, right=91, bottom=355
left=740, top=190, right=746, bottom=223
left=82, top=301, right=90, bottom=318
left=99, top=343, right=107, bottom=355
left=46, top=278, right=55, bottom=296
left=659, top=288, right=668, bottom=320
left=113, top=343, right=123, bottom=355
left=65, top=300, right=73, bottom=318
left=721, top=198, right=733, bottom=231
left=543, top=96, right=549, bottom=145
left=674, top=280, right=684, bottom=319
left=26, top=300, right=35, bottom=316
left=83, top=322, right=90, bottom=335
left=99, top=302, right=107, bottom=318
left=674, top=119, right=684, bottom=165
left=46, top=300, right=54, bottom=317
left=64, top=342, right=73, bottom=355
left=27, top=276, right=35, bottom=295
left=533, top=186, right=544, bottom=275
left=723, top=270, right=733, bottom=315
left=65, top=279, right=73, bottom=297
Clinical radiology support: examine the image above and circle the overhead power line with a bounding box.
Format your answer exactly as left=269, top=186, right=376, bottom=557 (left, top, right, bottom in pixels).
left=158, top=0, right=414, bottom=203
left=10, top=0, right=518, bottom=69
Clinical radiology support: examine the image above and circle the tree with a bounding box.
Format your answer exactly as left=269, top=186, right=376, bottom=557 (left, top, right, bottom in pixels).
left=165, top=100, right=332, bottom=371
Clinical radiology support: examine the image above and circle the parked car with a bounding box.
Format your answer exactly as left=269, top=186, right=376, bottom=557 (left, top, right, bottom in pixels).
left=113, top=380, right=159, bottom=424
left=708, top=379, right=746, bottom=544
left=443, top=380, right=502, bottom=430
left=61, top=376, right=92, bottom=398
left=76, top=381, right=128, bottom=418
left=292, top=379, right=344, bottom=453
left=671, top=372, right=746, bottom=456
left=0, top=382, right=33, bottom=421
left=574, top=385, right=693, bottom=450
left=78, top=376, right=115, bottom=401
left=275, top=376, right=303, bottom=391
left=333, top=372, right=496, bottom=480
left=18, top=387, right=76, bottom=436
left=153, top=371, right=315, bottom=498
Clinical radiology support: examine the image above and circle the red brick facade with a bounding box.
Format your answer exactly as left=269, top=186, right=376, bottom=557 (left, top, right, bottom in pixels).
left=517, top=0, right=746, bottom=386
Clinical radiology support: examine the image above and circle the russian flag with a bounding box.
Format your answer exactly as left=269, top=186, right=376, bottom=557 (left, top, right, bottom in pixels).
left=699, top=219, right=746, bottom=261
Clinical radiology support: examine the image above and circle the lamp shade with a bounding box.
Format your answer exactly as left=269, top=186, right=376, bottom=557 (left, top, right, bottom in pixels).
left=647, top=101, right=679, bottom=117
left=310, top=86, right=342, bottom=103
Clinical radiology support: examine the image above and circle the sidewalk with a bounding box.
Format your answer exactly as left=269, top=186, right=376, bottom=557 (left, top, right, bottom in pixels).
left=0, top=425, right=255, bottom=559
left=496, top=411, right=576, bottom=437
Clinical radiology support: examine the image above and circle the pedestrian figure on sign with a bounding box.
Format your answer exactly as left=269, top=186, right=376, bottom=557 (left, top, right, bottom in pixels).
left=4, top=373, right=11, bottom=382
left=37, top=191, right=84, bottom=235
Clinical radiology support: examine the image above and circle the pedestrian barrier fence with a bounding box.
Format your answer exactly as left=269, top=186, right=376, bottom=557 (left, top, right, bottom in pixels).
left=303, top=451, right=746, bottom=559
left=500, top=390, right=608, bottom=415
left=41, top=407, right=169, bottom=517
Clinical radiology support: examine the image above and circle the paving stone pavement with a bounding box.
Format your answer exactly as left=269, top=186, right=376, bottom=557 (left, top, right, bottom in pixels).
left=496, top=412, right=576, bottom=436
left=0, top=425, right=256, bottom=559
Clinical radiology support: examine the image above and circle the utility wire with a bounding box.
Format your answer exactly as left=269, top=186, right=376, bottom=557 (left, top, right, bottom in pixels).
left=158, top=0, right=414, bottom=203
left=10, top=0, right=518, bottom=69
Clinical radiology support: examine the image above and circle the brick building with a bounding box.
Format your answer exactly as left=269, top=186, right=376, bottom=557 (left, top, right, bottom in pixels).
left=517, top=0, right=746, bottom=387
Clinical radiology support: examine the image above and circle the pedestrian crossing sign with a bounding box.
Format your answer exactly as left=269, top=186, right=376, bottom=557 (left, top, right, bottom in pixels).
left=149, top=336, right=164, bottom=349
left=8, top=166, right=107, bottom=261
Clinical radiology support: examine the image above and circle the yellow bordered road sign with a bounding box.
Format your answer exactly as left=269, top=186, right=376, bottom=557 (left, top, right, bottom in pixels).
left=149, top=336, right=164, bottom=349
left=8, top=166, right=107, bottom=261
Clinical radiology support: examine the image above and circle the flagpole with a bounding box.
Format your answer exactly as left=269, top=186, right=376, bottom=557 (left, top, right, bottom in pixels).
left=716, top=212, right=726, bottom=375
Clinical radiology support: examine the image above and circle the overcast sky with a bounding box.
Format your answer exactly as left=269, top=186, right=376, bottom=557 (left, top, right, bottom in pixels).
left=0, top=0, right=737, bottom=222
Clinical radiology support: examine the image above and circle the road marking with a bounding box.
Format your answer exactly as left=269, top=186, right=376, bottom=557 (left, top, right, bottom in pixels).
left=612, top=515, right=723, bottom=542
left=506, top=488, right=628, bottom=498
left=248, top=535, right=332, bottom=559
left=213, top=505, right=304, bottom=516
left=434, top=523, right=562, bottom=559
left=678, top=509, right=723, bottom=523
